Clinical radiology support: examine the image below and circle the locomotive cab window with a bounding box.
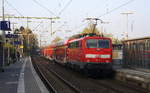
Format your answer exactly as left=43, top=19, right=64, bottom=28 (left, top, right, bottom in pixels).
left=68, top=41, right=80, bottom=48
left=86, top=39, right=110, bottom=48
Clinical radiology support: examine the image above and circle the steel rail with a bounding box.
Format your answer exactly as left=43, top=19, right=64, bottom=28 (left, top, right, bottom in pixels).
left=32, top=59, right=57, bottom=93
left=47, top=67, right=81, bottom=93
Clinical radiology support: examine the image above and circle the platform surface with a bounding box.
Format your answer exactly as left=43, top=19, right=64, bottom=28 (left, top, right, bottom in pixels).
left=115, top=68, right=150, bottom=90
left=0, top=57, right=49, bottom=93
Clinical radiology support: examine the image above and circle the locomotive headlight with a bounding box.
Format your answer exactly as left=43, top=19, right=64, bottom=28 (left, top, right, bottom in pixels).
left=85, top=54, right=97, bottom=58
left=100, top=54, right=111, bottom=58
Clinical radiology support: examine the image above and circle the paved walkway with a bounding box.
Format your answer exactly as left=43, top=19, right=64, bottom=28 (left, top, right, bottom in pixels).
left=115, top=68, right=150, bottom=91
left=0, top=57, right=49, bottom=93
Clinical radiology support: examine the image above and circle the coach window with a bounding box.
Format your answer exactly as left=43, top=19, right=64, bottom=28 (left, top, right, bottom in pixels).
left=68, top=43, right=71, bottom=48
left=72, top=42, right=76, bottom=48
left=68, top=43, right=73, bottom=48
left=75, top=41, right=79, bottom=48
left=72, top=42, right=75, bottom=48
left=68, top=41, right=80, bottom=48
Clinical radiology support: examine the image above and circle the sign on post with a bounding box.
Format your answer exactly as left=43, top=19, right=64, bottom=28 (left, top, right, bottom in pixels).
left=14, top=41, right=21, bottom=45
left=5, top=34, right=18, bottom=38
left=0, top=21, right=11, bottom=31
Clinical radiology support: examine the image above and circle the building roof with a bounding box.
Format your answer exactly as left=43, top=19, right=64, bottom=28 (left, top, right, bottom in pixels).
left=123, top=36, right=150, bottom=42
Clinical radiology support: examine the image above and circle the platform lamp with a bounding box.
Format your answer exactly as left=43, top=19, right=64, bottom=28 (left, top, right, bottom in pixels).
left=121, top=11, right=134, bottom=40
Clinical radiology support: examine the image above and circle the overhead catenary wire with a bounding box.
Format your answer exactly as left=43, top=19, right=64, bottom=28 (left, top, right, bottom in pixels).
left=73, top=22, right=88, bottom=32
left=98, top=0, right=135, bottom=18
left=57, top=0, right=63, bottom=7
left=58, top=0, right=73, bottom=15
left=33, top=21, right=44, bottom=31
left=5, top=0, right=25, bottom=27
left=5, top=0, right=24, bottom=17
left=32, top=0, right=57, bottom=16
left=60, top=0, right=135, bottom=36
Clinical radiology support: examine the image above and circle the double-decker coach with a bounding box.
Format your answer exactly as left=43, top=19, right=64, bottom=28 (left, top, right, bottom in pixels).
left=54, top=40, right=69, bottom=63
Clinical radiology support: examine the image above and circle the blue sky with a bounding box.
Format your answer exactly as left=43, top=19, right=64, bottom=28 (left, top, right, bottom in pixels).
left=0, top=0, right=150, bottom=45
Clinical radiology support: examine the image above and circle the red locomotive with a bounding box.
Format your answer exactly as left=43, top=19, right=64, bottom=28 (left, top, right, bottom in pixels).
left=41, top=34, right=113, bottom=75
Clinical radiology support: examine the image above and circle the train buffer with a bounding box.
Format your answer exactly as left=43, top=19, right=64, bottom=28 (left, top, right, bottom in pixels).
left=115, top=68, right=150, bottom=91
left=0, top=57, right=48, bottom=93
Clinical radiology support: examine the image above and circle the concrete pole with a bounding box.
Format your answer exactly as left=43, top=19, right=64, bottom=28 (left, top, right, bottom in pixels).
left=40, top=35, right=41, bottom=48
left=27, top=17, right=29, bottom=29
left=2, top=0, right=5, bottom=71
left=7, top=41, right=10, bottom=64
left=27, top=34, right=30, bottom=55
left=50, top=19, right=53, bottom=36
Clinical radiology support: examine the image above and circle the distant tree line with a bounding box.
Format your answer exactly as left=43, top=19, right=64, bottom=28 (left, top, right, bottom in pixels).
left=14, top=26, right=39, bottom=55
left=51, top=24, right=122, bottom=44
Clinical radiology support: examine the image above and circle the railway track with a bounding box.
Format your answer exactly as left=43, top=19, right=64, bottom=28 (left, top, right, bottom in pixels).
left=32, top=57, right=57, bottom=93
left=32, top=56, right=80, bottom=93
left=31, top=56, right=149, bottom=93
left=47, top=65, right=81, bottom=93
left=89, top=78, right=149, bottom=93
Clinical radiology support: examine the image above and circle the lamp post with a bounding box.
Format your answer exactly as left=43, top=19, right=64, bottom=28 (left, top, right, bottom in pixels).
left=121, top=11, right=134, bottom=39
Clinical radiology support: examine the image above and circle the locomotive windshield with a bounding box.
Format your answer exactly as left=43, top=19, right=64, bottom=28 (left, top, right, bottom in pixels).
left=86, top=39, right=110, bottom=48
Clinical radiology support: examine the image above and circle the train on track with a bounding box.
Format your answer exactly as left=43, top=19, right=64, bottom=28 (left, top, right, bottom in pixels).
left=41, top=34, right=113, bottom=75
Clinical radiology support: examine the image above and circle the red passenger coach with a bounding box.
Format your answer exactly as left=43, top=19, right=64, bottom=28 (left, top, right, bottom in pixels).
left=42, top=45, right=54, bottom=60
left=53, top=35, right=113, bottom=73
left=54, top=40, right=69, bottom=63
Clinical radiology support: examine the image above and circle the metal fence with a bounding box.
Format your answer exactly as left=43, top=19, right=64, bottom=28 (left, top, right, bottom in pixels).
left=123, top=37, right=150, bottom=69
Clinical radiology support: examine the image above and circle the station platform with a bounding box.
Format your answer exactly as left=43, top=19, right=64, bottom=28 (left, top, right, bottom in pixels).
left=115, top=68, right=150, bottom=91
left=0, top=57, right=49, bottom=93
